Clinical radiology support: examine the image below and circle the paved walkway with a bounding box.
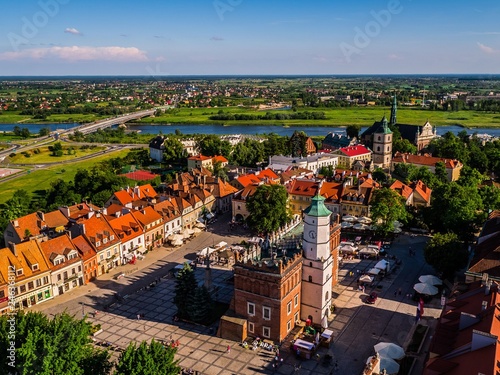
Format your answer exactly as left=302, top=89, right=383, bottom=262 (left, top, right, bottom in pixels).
left=31, top=230, right=443, bottom=374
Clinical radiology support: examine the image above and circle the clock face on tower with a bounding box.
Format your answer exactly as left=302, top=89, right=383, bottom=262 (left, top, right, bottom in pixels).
left=308, top=230, right=316, bottom=239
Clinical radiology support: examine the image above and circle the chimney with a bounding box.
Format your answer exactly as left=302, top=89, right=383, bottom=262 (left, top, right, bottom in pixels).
left=37, top=211, right=45, bottom=221
left=134, top=186, right=140, bottom=198
left=8, top=242, right=17, bottom=256
left=60, top=206, right=70, bottom=218
left=102, top=207, right=107, bottom=215
left=13, top=220, right=19, bottom=227
left=80, top=223, right=86, bottom=235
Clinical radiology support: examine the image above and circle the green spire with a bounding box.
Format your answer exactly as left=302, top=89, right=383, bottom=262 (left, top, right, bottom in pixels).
left=303, top=194, right=332, bottom=217
left=375, top=116, right=392, bottom=134
left=390, top=95, right=397, bottom=125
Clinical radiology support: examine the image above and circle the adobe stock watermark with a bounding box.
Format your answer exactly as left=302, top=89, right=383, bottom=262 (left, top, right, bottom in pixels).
left=6, top=265, right=17, bottom=370
left=213, top=0, right=242, bottom=21
left=340, top=0, right=404, bottom=63
left=7, top=0, right=69, bottom=52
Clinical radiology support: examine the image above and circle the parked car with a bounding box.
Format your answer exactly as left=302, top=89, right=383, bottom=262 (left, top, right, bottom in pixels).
left=365, top=292, right=378, bottom=304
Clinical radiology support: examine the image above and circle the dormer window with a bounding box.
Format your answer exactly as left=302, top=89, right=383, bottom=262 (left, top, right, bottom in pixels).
left=95, top=241, right=101, bottom=247
left=17, top=268, right=24, bottom=276
left=110, top=235, right=115, bottom=241
left=103, top=238, right=108, bottom=244
left=32, top=264, right=39, bottom=271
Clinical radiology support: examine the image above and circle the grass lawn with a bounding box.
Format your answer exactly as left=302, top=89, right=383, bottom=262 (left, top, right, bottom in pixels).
left=140, top=106, right=500, bottom=128
left=8, top=143, right=105, bottom=164
left=0, top=149, right=130, bottom=204
left=0, top=112, right=109, bottom=124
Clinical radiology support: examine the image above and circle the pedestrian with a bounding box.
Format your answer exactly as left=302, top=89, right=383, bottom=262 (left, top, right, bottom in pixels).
left=394, top=290, right=397, bottom=297
left=227, top=345, right=231, bottom=354
left=398, top=288, right=402, bottom=296
left=362, top=285, right=365, bottom=293
left=137, top=314, right=140, bottom=320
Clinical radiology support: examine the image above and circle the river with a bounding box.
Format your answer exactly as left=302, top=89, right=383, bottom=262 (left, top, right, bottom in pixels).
left=1, top=123, right=500, bottom=138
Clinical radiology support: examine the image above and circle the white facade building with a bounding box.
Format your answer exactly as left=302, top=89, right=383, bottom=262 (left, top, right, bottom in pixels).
left=268, top=153, right=338, bottom=174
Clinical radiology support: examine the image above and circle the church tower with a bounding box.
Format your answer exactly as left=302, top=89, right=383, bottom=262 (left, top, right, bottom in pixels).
left=389, top=95, right=397, bottom=126
left=301, top=194, right=333, bottom=324
left=372, top=116, right=393, bottom=169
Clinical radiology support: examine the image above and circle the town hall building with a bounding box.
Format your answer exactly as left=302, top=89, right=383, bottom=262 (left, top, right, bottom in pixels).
left=220, top=194, right=341, bottom=342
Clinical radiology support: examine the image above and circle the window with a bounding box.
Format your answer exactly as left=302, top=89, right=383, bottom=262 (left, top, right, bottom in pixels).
left=103, top=238, right=108, bottom=244
left=377, top=146, right=380, bottom=152
left=262, top=326, right=271, bottom=338
left=57, top=274, right=61, bottom=281
left=287, top=320, right=292, bottom=332
left=19, top=285, right=26, bottom=293
left=294, top=294, right=299, bottom=307
left=106, top=250, right=111, bottom=258
left=100, top=254, right=104, bottom=261
left=247, top=302, right=255, bottom=316
left=95, top=241, right=101, bottom=247
left=32, top=264, right=39, bottom=271
left=35, top=279, right=41, bottom=287
left=263, top=306, right=271, bottom=320
left=248, top=322, right=254, bottom=333
left=27, top=281, right=34, bottom=290
left=110, top=235, right=115, bottom=241
left=0, top=291, right=4, bottom=299
left=63, top=271, right=68, bottom=280
left=308, top=276, right=312, bottom=282
left=325, top=291, right=329, bottom=301
left=294, top=312, right=299, bottom=324
left=78, top=266, right=82, bottom=272
left=43, top=276, right=49, bottom=285
left=138, top=237, right=141, bottom=244
left=17, top=268, right=24, bottom=276
left=72, top=268, right=76, bottom=275
left=287, top=301, right=292, bottom=315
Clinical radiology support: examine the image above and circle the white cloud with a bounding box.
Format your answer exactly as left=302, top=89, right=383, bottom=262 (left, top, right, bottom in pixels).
left=477, top=42, right=496, bottom=54
left=388, top=54, right=403, bottom=60
left=64, top=28, right=82, bottom=36
left=0, top=46, right=149, bottom=62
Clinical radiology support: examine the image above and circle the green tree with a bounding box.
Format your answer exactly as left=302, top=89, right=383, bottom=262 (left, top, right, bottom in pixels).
left=188, top=286, right=214, bottom=324
left=372, top=168, right=387, bottom=183
left=173, top=263, right=198, bottom=319
left=434, top=161, right=448, bottom=185
left=39, top=127, right=51, bottom=137
left=0, top=312, right=112, bottom=375
left=424, top=232, right=468, bottom=279
left=114, top=340, right=179, bottom=375
left=392, top=138, right=417, bottom=154
left=346, top=124, right=361, bottom=139
left=263, top=134, right=290, bottom=159
left=49, top=141, right=64, bottom=156
left=246, top=184, right=291, bottom=235
left=457, top=165, right=484, bottom=187
left=479, top=185, right=500, bottom=213
left=162, top=137, right=184, bottom=162
left=370, top=188, right=407, bottom=236
left=20, top=127, right=31, bottom=139
left=212, top=160, right=228, bottom=181
left=197, top=134, right=231, bottom=157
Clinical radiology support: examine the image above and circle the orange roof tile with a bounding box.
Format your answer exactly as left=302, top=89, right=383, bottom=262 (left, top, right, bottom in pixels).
left=393, top=152, right=463, bottom=169
left=390, top=180, right=413, bottom=200
left=81, top=215, right=121, bottom=250
left=212, top=155, right=228, bottom=163
left=188, top=154, right=211, bottom=161
left=0, top=240, right=51, bottom=284
left=106, top=213, right=143, bottom=243
left=40, top=235, right=81, bottom=271
left=71, top=235, right=97, bottom=263
left=131, top=206, right=163, bottom=229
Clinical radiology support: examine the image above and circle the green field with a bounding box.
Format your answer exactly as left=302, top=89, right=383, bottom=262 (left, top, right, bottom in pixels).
left=140, top=106, right=500, bottom=128
left=0, top=149, right=130, bottom=204
left=7, top=143, right=106, bottom=164
left=0, top=111, right=109, bottom=124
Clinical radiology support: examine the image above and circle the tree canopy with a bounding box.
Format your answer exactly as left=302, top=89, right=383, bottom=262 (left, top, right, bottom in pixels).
left=246, top=184, right=291, bottom=235
left=0, top=312, right=112, bottom=375
left=162, top=137, right=184, bottom=162
left=369, top=188, right=407, bottom=237
left=114, top=340, right=179, bottom=375
left=424, top=232, right=468, bottom=279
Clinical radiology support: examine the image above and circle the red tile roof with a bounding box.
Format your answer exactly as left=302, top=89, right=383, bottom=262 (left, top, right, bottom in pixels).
left=130, top=206, right=163, bottom=229
left=338, top=145, right=371, bottom=157
left=212, top=155, right=228, bottom=163
left=287, top=179, right=319, bottom=197
left=236, top=169, right=280, bottom=188
left=188, top=154, right=211, bottom=161
left=120, top=170, right=159, bottom=181
left=106, top=213, right=143, bottom=243
left=389, top=180, right=413, bottom=200
left=40, top=235, right=81, bottom=271
left=393, top=152, right=462, bottom=169
left=81, top=215, right=121, bottom=250
left=71, top=235, right=97, bottom=263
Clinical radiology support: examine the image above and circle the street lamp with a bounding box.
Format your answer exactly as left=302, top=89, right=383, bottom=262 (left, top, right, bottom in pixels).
left=80, top=302, right=85, bottom=318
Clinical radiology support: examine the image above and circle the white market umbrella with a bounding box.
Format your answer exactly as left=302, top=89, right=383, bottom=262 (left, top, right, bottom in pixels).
left=353, top=223, right=369, bottom=231
left=180, top=229, right=192, bottom=239
left=359, top=247, right=378, bottom=256
left=171, top=238, right=183, bottom=247
left=342, top=215, right=357, bottom=222
left=366, top=355, right=400, bottom=375
left=340, top=244, right=358, bottom=253
left=375, top=260, right=389, bottom=271
left=368, top=268, right=381, bottom=275
left=341, top=222, right=353, bottom=229
left=168, top=233, right=183, bottom=242
left=413, top=282, right=438, bottom=295
left=374, top=342, right=405, bottom=360
left=419, top=275, right=442, bottom=286
left=357, top=216, right=372, bottom=224
left=195, top=222, right=206, bottom=229
left=359, top=274, right=374, bottom=283
left=193, top=227, right=202, bottom=234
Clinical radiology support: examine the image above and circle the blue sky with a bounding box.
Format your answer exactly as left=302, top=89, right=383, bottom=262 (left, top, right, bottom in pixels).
left=0, top=0, right=499, bottom=75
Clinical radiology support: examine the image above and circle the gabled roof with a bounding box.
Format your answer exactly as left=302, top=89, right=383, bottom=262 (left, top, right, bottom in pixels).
left=44, top=211, right=69, bottom=228
left=120, top=170, right=159, bottom=181
left=81, top=215, right=121, bottom=250
left=188, top=154, right=212, bottom=161
left=60, top=202, right=101, bottom=221
left=71, top=235, right=97, bottom=263
left=130, top=206, right=163, bottom=229
left=389, top=180, right=413, bottom=200
left=410, top=180, right=432, bottom=203
left=287, top=179, right=319, bottom=197
left=212, top=155, right=228, bottom=163
left=336, top=145, right=372, bottom=157
left=152, top=198, right=181, bottom=220
left=149, top=135, right=165, bottom=149
left=467, top=232, right=500, bottom=277
left=0, top=240, right=51, bottom=284
left=212, top=179, right=239, bottom=198
left=10, top=212, right=47, bottom=239
left=40, top=235, right=81, bottom=271
left=392, top=152, right=462, bottom=169
left=106, top=213, right=144, bottom=243
left=236, top=168, right=280, bottom=188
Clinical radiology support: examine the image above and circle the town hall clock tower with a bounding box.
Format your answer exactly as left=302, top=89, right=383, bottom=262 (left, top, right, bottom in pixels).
left=301, top=194, right=334, bottom=324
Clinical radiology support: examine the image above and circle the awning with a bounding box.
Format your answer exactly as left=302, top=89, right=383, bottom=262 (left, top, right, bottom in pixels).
left=215, top=241, right=227, bottom=249
left=368, top=268, right=381, bottom=275
left=136, top=247, right=147, bottom=254
left=293, top=339, right=315, bottom=351
left=321, top=329, right=334, bottom=339
left=197, top=247, right=216, bottom=257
